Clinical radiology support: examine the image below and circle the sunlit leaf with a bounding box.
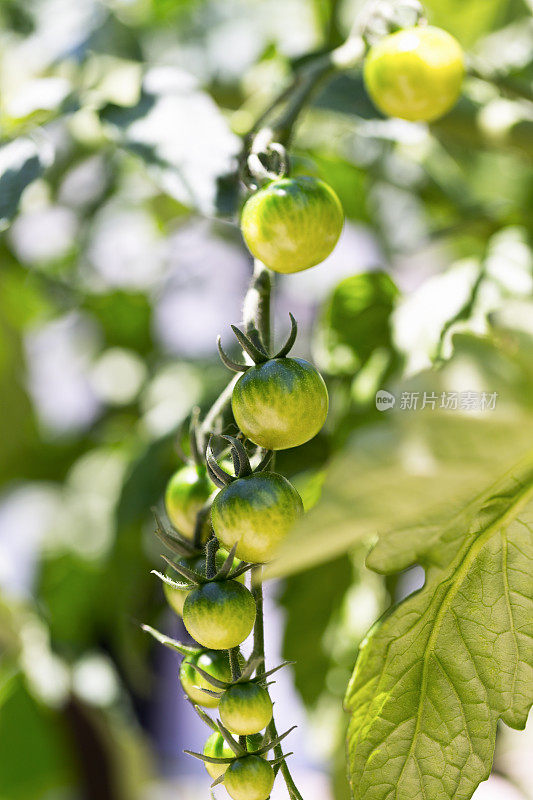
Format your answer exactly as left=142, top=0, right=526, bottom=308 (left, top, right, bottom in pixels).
left=0, top=137, right=52, bottom=229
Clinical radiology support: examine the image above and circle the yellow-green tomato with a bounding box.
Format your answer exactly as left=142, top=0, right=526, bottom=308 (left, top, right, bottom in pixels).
left=211, top=473, right=303, bottom=563
left=163, top=550, right=243, bottom=617
left=203, top=732, right=234, bottom=780
left=164, top=464, right=214, bottom=539
left=232, top=357, right=328, bottom=450
left=179, top=649, right=233, bottom=708
left=364, top=26, right=464, bottom=122
left=224, top=756, right=275, bottom=800
left=219, top=682, right=273, bottom=735
left=183, top=581, right=256, bottom=650
left=240, top=176, right=343, bottom=274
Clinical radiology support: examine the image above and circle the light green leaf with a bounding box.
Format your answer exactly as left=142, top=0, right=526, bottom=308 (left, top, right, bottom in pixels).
left=345, top=453, right=533, bottom=800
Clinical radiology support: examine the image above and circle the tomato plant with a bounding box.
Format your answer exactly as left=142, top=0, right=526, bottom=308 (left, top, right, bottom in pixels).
left=3, top=1, right=531, bottom=800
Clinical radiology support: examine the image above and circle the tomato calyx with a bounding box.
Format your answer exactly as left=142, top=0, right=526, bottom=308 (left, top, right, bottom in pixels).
left=217, top=312, right=298, bottom=374
left=152, top=507, right=203, bottom=559
left=151, top=541, right=253, bottom=594
left=184, top=652, right=294, bottom=701
left=206, top=434, right=273, bottom=489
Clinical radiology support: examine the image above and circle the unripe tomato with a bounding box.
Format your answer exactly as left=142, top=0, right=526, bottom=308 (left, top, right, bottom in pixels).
left=179, top=649, right=235, bottom=708
left=203, top=731, right=235, bottom=780
left=232, top=358, right=328, bottom=450
left=183, top=580, right=256, bottom=650
left=164, top=550, right=243, bottom=617
left=211, top=473, right=303, bottom=563
left=240, top=176, right=343, bottom=274
left=219, top=682, right=273, bottom=735
left=224, top=755, right=275, bottom=800
left=364, top=26, right=464, bottom=122
left=164, top=464, right=214, bottom=539
left=203, top=734, right=263, bottom=781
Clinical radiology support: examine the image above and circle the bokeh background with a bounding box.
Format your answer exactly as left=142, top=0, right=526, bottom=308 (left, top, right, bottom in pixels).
left=0, top=0, right=532, bottom=798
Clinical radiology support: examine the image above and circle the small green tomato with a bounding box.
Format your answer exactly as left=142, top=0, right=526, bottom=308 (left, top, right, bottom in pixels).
left=211, top=472, right=303, bottom=563
left=164, top=464, right=214, bottom=539
left=232, top=357, right=328, bottom=450
left=224, top=756, right=275, bottom=800
left=364, top=26, right=464, bottom=122
left=240, top=176, right=343, bottom=274
left=219, top=682, right=273, bottom=735
left=179, top=649, right=233, bottom=708
left=203, top=732, right=234, bottom=780
left=183, top=580, right=256, bottom=650
left=163, top=550, right=242, bottom=617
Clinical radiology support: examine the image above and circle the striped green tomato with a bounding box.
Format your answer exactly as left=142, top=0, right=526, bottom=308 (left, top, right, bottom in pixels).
left=183, top=580, right=256, bottom=650
left=163, top=550, right=242, bottom=617
left=211, top=473, right=303, bottom=563
left=219, top=682, right=273, bottom=735
left=164, top=464, right=214, bottom=539
left=364, top=26, right=464, bottom=122
left=232, top=357, right=328, bottom=450
left=224, top=756, right=275, bottom=800
left=240, top=176, right=343, bottom=274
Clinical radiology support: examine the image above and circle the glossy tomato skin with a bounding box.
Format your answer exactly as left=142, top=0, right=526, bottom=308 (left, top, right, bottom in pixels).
left=240, top=177, right=343, bottom=274
left=183, top=580, right=256, bottom=650
left=203, top=732, right=235, bottom=780
left=179, top=649, right=235, bottom=708
left=164, top=550, right=242, bottom=617
left=165, top=464, right=214, bottom=539
left=219, top=682, right=273, bottom=735
left=211, top=473, right=303, bottom=563
left=224, top=756, right=275, bottom=800
left=364, top=26, right=464, bottom=122
left=232, top=357, right=328, bottom=450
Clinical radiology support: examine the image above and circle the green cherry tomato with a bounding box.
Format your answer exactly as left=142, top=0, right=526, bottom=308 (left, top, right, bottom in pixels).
left=224, top=756, right=275, bottom=800
left=179, top=649, right=234, bottom=708
left=219, top=682, right=273, bottom=735
left=211, top=472, right=303, bottom=563
left=232, top=357, right=328, bottom=450
left=240, top=176, right=343, bottom=274
left=364, top=26, right=464, bottom=122
left=164, top=550, right=243, bottom=617
left=203, top=731, right=234, bottom=780
left=164, top=464, right=214, bottom=539
left=203, top=734, right=263, bottom=781
left=183, top=580, right=256, bottom=650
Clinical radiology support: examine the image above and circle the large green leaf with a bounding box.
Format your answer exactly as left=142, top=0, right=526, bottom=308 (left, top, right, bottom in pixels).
left=345, top=451, right=533, bottom=800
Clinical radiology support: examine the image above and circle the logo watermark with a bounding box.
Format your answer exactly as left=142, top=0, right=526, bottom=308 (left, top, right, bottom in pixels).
left=375, top=390, right=396, bottom=411
left=376, top=390, right=499, bottom=412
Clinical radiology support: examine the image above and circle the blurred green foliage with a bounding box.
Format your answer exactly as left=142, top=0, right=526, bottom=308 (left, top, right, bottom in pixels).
left=0, top=0, right=532, bottom=799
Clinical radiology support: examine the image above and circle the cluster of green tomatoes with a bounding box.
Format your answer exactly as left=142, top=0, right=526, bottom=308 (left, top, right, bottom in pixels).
left=149, top=19, right=464, bottom=798
left=158, top=313, right=329, bottom=799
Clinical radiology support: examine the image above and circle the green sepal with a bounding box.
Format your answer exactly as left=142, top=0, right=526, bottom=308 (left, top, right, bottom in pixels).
left=141, top=624, right=200, bottom=657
